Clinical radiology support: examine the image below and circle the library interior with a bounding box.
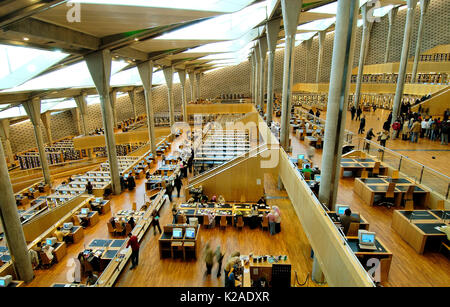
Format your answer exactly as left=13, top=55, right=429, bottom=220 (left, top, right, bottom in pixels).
left=0, top=0, right=449, bottom=288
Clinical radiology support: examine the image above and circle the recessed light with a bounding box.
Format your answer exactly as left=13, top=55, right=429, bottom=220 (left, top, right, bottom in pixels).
left=23, top=37, right=29, bottom=41
left=134, top=37, right=139, bottom=41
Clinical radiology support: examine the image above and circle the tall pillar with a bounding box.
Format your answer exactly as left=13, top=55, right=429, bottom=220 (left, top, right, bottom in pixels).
left=258, top=37, right=268, bottom=112
left=128, top=89, right=137, bottom=121
left=254, top=44, right=261, bottom=111
left=0, top=119, right=15, bottom=164
left=266, top=18, right=281, bottom=126
left=109, top=90, right=118, bottom=127
left=163, top=66, right=175, bottom=127
left=353, top=3, right=373, bottom=108
left=85, top=49, right=121, bottom=195
left=315, top=31, right=326, bottom=83
left=392, top=0, right=418, bottom=124
left=23, top=98, right=52, bottom=186
left=411, top=0, right=430, bottom=83
left=384, top=7, right=398, bottom=63
left=318, top=0, right=358, bottom=211
left=40, top=112, right=52, bottom=145
left=249, top=55, right=254, bottom=101
left=252, top=49, right=259, bottom=106
left=138, top=60, right=157, bottom=156
left=304, top=38, right=313, bottom=83
left=74, top=94, right=93, bottom=158
left=70, top=108, right=82, bottom=136
left=188, top=71, right=196, bottom=102
left=195, top=72, right=202, bottom=101
left=177, top=69, right=188, bottom=122
left=0, top=143, right=34, bottom=282
left=280, top=0, right=303, bottom=151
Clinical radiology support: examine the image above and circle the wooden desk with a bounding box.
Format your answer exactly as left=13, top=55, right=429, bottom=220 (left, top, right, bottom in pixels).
left=340, top=158, right=387, bottom=178
left=240, top=255, right=292, bottom=287
left=346, top=237, right=393, bottom=283
left=328, top=211, right=370, bottom=231
left=76, top=211, right=99, bottom=227
left=391, top=210, right=449, bottom=254
left=69, top=226, right=84, bottom=243
left=52, top=242, right=67, bottom=262
left=158, top=224, right=200, bottom=260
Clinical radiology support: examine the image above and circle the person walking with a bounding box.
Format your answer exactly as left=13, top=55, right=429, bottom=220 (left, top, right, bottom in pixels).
left=441, top=120, right=449, bottom=145
left=379, top=130, right=389, bottom=148
left=203, top=243, right=214, bottom=275
left=268, top=209, right=276, bottom=235
left=350, top=105, right=356, bottom=120
left=151, top=209, right=161, bottom=235
left=365, top=128, right=375, bottom=151
left=126, top=232, right=140, bottom=270
left=165, top=180, right=173, bottom=202
left=358, top=116, right=366, bottom=134
left=356, top=106, right=362, bottom=121
left=174, top=174, right=183, bottom=198
left=215, top=246, right=225, bottom=278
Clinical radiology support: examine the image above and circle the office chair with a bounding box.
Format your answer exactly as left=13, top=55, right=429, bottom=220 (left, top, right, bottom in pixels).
left=372, top=162, right=381, bottom=177
left=347, top=223, right=360, bottom=237
left=375, top=182, right=396, bottom=209
left=303, top=171, right=311, bottom=181
left=361, top=169, right=369, bottom=179
left=436, top=200, right=445, bottom=211
left=236, top=216, right=244, bottom=230
left=220, top=216, right=228, bottom=229
left=404, top=200, right=414, bottom=211
left=391, top=170, right=400, bottom=179
left=402, top=185, right=415, bottom=208
left=261, top=216, right=269, bottom=231
left=315, top=137, right=322, bottom=149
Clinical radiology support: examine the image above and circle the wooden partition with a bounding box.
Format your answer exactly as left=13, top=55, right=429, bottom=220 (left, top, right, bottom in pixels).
left=187, top=103, right=254, bottom=115
left=22, top=195, right=90, bottom=243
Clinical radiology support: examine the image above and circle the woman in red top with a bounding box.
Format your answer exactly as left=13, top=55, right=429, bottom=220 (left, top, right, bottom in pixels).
left=127, top=233, right=140, bottom=270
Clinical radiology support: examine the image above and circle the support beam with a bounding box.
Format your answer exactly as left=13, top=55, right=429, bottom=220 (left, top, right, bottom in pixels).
left=195, top=72, right=202, bottom=101
left=177, top=69, right=188, bottom=122
left=254, top=43, right=261, bottom=111
left=109, top=90, right=118, bottom=128
left=316, top=31, right=326, bottom=83
left=252, top=49, right=258, bottom=105
left=0, top=142, right=34, bottom=282
left=74, top=94, right=93, bottom=158
left=249, top=55, right=254, bottom=101
left=188, top=71, right=196, bottom=102
left=163, top=66, right=175, bottom=127
left=318, top=0, right=358, bottom=211
left=128, top=90, right=137, bottom=121
left=304, top=38, right=313, bottom=82
left=0, top=119, right=15, bottom=165
left=392, top=0, right=418, bottom=125
left=70, top=108, right=82, bottom=136
left=85, top=49, right=121, bottom=195
left=23, top=98, right=52, bottom=186
left=280, top=0, right=303, bottom=151
left=353, top=3, right=373, bottom=108
left=384, top=7, right=398, bottom=63
left=266, top=18, right=281, bottom=126
left=40, top=111, right=52, bottom=145
left=411, top=0, right=430, bottom=83
left=258, top=37, right=268, bottom=112
left=138, top=61, right=157, bottom=156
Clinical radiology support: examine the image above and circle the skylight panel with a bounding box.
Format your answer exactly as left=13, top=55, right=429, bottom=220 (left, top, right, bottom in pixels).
left=297, top=17, right=336, bottom=31
left=309, top=2, right=338, bottom=15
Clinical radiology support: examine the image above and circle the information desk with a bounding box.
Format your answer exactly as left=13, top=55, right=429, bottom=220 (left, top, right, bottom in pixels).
left=82, top=238, right=127, bottom=272
left=340, top=158, right=387, bottom=178
left=391, top=210, right=449, bottom=254
left=354, top=177, right=429, bottom=207
left=346, top=236, right=393, bottom=283
left=158, top=224, right=200, bottom=260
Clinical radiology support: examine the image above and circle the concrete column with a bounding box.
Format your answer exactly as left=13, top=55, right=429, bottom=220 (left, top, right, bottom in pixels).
left=411, top=0, right=430, bottom=83
left=109, top=90, right=118, bottom=127
left=316, top=31, right=326, bottom=83
left=0, top=119, right=15, bottom=165
left=138, top=60, right=157, bottom=156
left=392, top=0, right=418, bottom=124
left=304, top=38, right=313, bottom=83
left=252, top=49, right=259, bottom=106
left=70, top=108, right=82, bottom=136
left=249, top=55, right=254, bottom=100
left=280, top=0, right=303, bottom=151
left=163, top=66, right=175, bottom=127
left=188, top=71, right=196, bottom=102
left=128, top=89, right=137, bottom=121
left=254, top=44, right=261, bottom=110
left=258, top=37, right=268, bottom=112
left=23, top=98, right=52, bottom=186
left=85, top=49, right=121, bottom=195
left=384, top=7, right=398, bottom=63
left=0, top=142, right=34, bottom=282
left=353, top=3, right=373, bottom=108
left=177, top=69, right=188, bottom=122
left=266, top=18, right=281, bottom=125
left=318, top=0, right=358, bottom=212
left=40, top=112, right=52, bottom=145
left=195, top=72, right=201, bottom=100
left=74, top=94, right=93, bottom=158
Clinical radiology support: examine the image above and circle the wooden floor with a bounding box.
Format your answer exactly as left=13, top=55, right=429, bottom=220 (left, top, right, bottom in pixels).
left=287, top=113, right=450, bottom=287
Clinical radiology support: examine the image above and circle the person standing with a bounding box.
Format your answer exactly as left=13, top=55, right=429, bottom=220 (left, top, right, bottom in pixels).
left=174, top=174, right=183, bottom=198
left=273, top=206, right=282, bottom=234
left=127, top=232, right=140, bottom=270
left=358, top=116, right=366, bottom=134
left=268, top=209, right=276, bottom=235
left=379, top=130, right=389, bottom=148
left=365, top=128, right=375, bottom=151
left=356, top=106, right=362, bottom=121
left=350, top=106, right=356, bottom=120
left=215, top=246, right=224, bottom=278
left=203, top=243, right=214, bottom=275
left=401, top=120, right=409, bottom=141
left=410, top=120, right=421, bottom=143
left=165, top=180, right=173, bottom=202
left=441, top=120, right=449, bottom=145
left=151, top=209, right=161, bottom=235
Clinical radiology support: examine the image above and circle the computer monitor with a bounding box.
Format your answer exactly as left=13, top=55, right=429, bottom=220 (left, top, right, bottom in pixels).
left=62, top=191, right=68, bottom=195
left=358, top=230, right=376, bottom=246
left=315, top=175, right=321, bottom=183
left=172, top=228, right=182, bottom=239
left=298, top=154, right=305, bottom=161
left=336, top=205, right=350, bottom=215
left=0, top=275, right=12, bottom=287
left=81, top=178, right=87, bottom=182
left=81, top=208, right=89, bottom=215
left=185, top=228, right=195, bottom=239
left=63, top=222, right=73, bottom=230
left=46, top=237, right=57, bottom=246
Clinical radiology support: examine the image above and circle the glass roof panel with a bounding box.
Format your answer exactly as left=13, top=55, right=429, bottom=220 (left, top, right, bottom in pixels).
left=297, top=17, right=336, bottom=31
left=0, top=45, right=68, bottom=90
left=309, top=2, right=338, bottom=14
left=157, top=2, right=267, bottom=41
left=72, top=0, right=255, bottom=13
left=0, top=105, right=27, bottom=119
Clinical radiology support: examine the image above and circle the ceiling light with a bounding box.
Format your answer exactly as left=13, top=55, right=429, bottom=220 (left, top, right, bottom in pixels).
left=23, top=37, right=30, bottom=41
